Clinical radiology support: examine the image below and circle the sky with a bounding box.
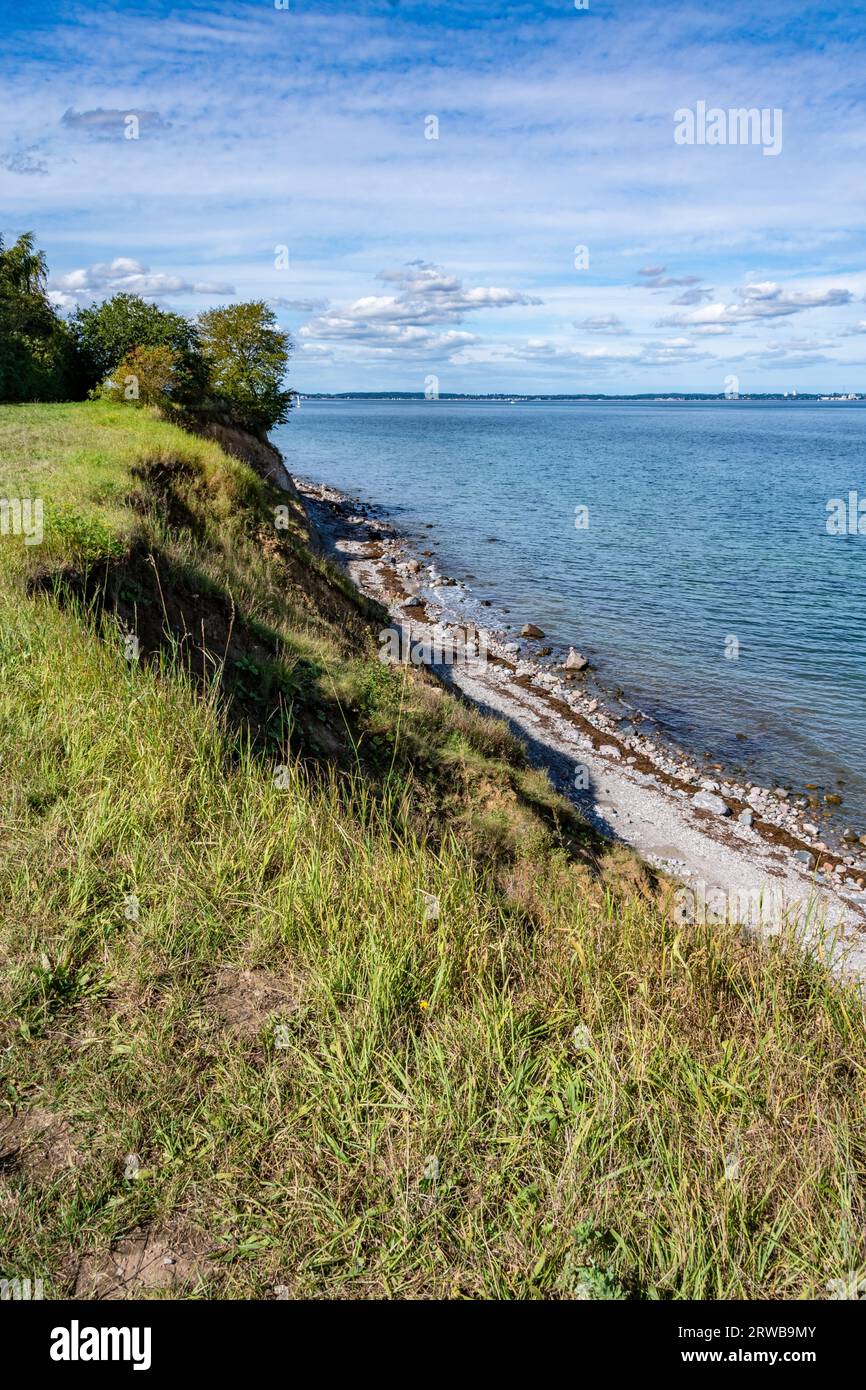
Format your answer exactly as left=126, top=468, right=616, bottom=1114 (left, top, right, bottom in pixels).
left=2, top=0, right=866, bottom=393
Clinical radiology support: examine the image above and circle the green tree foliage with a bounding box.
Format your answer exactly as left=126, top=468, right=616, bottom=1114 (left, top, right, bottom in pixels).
left=1, top=235, right=295, bottom=433
left=0, top=233, right=79, bottom=402
left=71, top=293, right=209, bottom=403
left=99, top=344, right=179, bottom=407
left=197, top=301, right=293, bottom=433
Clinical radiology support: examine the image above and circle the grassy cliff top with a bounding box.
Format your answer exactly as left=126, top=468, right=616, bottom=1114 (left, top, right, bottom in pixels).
left=0, top=400, right=864, bottom=1300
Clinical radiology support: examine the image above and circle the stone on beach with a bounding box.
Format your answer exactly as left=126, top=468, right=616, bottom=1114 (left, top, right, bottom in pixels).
left=563, top=647, right=588, bottom=672
left=692, top=790, right=731, bottom=816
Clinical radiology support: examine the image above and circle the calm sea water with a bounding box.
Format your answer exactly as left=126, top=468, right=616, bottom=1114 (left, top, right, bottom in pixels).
left=274, top=400, right=866, bottom=831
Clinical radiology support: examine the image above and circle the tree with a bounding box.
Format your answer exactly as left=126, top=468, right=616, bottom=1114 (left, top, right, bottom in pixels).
left=197, top=301, right=293, bottom=433
left=99, top=344, right=179, bottom=407
left=0, top=239, right=296, bottom=433
left=71, top=293, right=208, bottom=403
left=0, top=233, right=80, bottom=402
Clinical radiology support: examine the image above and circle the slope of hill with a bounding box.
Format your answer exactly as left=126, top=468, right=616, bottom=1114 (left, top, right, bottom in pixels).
left=0, top=400, right=863, bottom=1300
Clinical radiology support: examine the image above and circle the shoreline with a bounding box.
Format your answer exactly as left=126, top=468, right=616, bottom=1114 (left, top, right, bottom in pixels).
left=289, top=468, right=866, bottom=981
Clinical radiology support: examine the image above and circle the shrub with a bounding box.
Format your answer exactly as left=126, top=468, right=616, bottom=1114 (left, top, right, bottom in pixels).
left=99, top=344, right=179, bottom=407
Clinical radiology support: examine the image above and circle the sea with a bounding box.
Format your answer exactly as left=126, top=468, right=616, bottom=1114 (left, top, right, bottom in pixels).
left=273, top=398, right=866, bottom=834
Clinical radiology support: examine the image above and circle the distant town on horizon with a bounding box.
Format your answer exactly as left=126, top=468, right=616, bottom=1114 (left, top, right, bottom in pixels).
left=297, top=391, right=865, bottom=402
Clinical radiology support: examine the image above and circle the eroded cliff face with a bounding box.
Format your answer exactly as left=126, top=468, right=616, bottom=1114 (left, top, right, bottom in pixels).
left=183, top=415, right=296, bottom=496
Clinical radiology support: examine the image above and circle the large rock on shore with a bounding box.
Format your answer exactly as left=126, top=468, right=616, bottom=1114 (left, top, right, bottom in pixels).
left=563, top=647, right=589, bottom=673
left=692, top=790, right=731, bottom=817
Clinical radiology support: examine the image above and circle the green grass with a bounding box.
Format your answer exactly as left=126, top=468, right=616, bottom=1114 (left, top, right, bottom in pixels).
left=0, top=399, right=864, bottom=1300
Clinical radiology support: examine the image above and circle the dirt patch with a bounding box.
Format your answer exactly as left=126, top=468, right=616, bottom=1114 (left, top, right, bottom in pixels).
left=179, top=414, right=293, bottom=493
left=401, top=599, right=431, bottom=622
left=377, top=562, right=410, bottom=601
left=0, top=1107, right=82, bottom=1180
left=74, top=1229, right=212, bottom=1300
left=207, top=966, right=300, bottom=1041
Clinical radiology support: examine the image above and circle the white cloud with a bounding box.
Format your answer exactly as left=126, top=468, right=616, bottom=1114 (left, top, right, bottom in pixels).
left=670, top=286, right=715, bottom=305
left=659, top=281, right=853, bottom=328
left=48, top=257, right=235, bottom=310
left=1, top=145, right=48, bottom=175
left=270, top=297, right=329, bottom=313
left=639, top=270, right=704, bottom=289
left=574, top=314, right=631, bottom=335
left=4, top=0, right=865, bottom=389
left=456, top=335, right=708, bottom=371
left=61, top=107, right=169, bottom=136
left=299, top=261, right=540, bottom=359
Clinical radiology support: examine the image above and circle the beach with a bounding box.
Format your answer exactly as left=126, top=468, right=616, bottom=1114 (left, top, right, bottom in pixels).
left=275, top=398, right=866, bottom=840
left=292, top=469, right=866, bottom=984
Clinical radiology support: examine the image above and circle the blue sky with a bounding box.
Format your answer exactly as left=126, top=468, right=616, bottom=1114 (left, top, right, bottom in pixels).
left=2, top=0, right=866, bottom=392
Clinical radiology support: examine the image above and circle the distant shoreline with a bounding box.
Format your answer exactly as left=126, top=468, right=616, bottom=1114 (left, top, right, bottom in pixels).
left=297, top=392, right=864, bottom=403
